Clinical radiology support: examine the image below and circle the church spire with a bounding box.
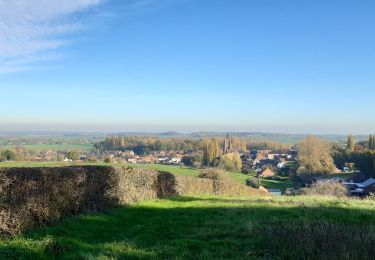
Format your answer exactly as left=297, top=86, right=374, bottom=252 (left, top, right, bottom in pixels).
left=223, top=134, right=232, bottom=153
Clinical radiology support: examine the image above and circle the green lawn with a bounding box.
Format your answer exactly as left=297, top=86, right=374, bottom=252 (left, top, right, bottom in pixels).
left=259, top=177, right=293, bottom=190
left=1, top=195, right=374, bottom=259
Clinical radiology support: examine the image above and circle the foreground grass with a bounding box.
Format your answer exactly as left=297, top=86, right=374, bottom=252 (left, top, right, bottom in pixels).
left=1, top=195, right=375, bottom=259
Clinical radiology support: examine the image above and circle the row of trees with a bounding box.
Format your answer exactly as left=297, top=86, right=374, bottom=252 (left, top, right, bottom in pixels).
left=96, top=136, right=288, bottom=156
left=346, top=134, right=375, bottom=152
left=298, top=134, right=375, bottom=177
left=332, top=133, right=375, bottom=178
left=96, top=136, right=203, bottom=155
left=334, top=148, right=375, bottom=178
left=0, top=147, right=85, bottom=162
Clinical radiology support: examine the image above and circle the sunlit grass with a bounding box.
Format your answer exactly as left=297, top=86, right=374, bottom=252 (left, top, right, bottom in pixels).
left=0, top=195, right=374, bottom=259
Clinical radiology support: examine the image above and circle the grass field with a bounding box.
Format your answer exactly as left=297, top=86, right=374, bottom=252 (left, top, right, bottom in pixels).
left=0, top=195, right=374, bottom=259
left=0, top=144, right=93, bottom=152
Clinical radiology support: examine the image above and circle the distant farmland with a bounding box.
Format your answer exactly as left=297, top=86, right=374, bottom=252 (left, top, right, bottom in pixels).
left=0, top=143, right=93, bottom=152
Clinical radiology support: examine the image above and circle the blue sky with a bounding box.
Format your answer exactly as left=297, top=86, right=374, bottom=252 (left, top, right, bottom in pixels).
left=0, top=0, right=374, bottom=134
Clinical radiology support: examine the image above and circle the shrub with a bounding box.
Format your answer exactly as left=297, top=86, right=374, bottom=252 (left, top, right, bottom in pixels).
left=246, top=177, right=260, bottom=189
left=181, top=153, right=203, bottom=168
left=0, top=166, right=118, bottom=236
left=242, top=164, right=255, bottom=175
left=103, top=156, right=112, bottom=163
left=198, top=168, right=229, bottom=181
left=0, top=150, right=16, bottom=162
left=0, top=166, right=266, bottom=236
left=116, top=168, right=167, bottom=204
left=66, top=150, right=80, bottom=161
left=87, top=156, right=98, bottom=163
left=301, top=181, right=348, bottom=198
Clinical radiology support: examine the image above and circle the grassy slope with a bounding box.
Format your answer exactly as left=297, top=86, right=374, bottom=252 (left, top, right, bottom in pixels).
left=1, top=195, right=374, bottom=259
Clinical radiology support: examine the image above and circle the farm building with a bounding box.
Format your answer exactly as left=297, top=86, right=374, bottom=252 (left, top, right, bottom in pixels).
left=344, top=178, right=375, bottom=196
left=259, top=168, right=275, bottom=178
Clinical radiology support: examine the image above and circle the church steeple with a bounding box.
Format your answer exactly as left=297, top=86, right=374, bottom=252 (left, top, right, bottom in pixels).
left=223, top=134, right=232, bottom=154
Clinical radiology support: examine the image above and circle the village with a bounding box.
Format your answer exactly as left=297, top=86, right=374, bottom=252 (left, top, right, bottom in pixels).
left=3, top=133, right=375, bottom=198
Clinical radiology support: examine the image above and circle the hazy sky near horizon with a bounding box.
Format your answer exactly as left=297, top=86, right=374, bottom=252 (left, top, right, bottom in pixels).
left=0, top=0, right=374, bottom=134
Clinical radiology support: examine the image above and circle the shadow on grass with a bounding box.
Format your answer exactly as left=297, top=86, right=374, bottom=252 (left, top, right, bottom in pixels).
left=1, top=196, right=375, bottom=259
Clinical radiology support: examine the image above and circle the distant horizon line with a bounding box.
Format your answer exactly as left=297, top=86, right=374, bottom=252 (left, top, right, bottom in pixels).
left=0, top=130, right=372, bottom=137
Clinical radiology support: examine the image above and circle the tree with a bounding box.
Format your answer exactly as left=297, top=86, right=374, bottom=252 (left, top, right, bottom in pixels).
left=66, top=150, right=80, bottom=161
left=297, top=135, right=335, bottom=174
left=181, top=153, right=203, bottom=168
left=350, top=151, right=375, bottom=178
left=232, top=137, right=247, bottom=151
left=346, top=134, right=355, bottom=152
left=0, top=150, right=16, bottom=162
left=202, top=138, right=221, bottom=166
left=369, top=135, right=375, bottom=150
left=219, top=152, right=242, bottom=172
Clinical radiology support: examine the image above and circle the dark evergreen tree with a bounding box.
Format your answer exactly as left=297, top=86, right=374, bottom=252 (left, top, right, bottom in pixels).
left=370, top=134, right=375, bottom=150
left=346, top=134, right=355, bottom=152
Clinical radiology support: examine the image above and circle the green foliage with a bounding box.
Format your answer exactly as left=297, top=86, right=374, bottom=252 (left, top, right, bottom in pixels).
left=350, top=151, right=375, bottom=178
left=181, top=153, right=202, bottom=168
left=0, top=150, right=17, bottom=162
left=346, top=134, right=355, bottom=152
left=66, top=150, right=80, bottom=161
left=334, top=146, right=375, bottom=178
left=246, top=177, right=260, bottom=188
left=241, top=163, right=256, bottom=175
left=97, top=136, right=202, bottom=155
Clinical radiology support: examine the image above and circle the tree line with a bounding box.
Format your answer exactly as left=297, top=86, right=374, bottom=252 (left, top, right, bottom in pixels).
left=333, top=134, right=375, bottom=178
left=295, top=134, right=375, bottom=178
left=95, top=136, right=203, bottom=155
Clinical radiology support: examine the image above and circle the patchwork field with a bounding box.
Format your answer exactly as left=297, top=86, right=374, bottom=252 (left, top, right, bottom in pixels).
left=0, top=195, right=374, bottom=259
